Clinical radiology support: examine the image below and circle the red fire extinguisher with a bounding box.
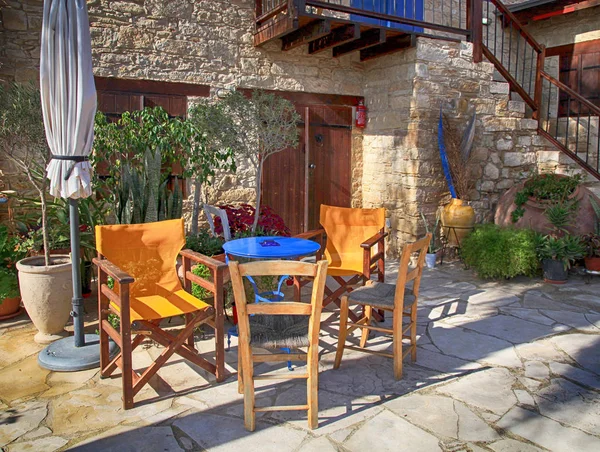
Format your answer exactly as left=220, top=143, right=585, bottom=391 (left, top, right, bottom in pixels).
left=356, top=100, right=367, bottom=129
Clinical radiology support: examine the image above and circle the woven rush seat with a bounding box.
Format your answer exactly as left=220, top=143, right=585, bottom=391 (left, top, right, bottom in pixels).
left=347, top=281, right=415, bottom=309
left=250, top=315, right=309, bottom=349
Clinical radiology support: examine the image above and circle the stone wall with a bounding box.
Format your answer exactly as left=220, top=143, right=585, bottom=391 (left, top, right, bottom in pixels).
left=3, top=0, right=597, bottom=252
left=362, top=38, right=552, bottom=253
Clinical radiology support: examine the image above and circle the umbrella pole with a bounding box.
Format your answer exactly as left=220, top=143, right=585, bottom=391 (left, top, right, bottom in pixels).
left=69, top=198, right=85, bottom=347
left=38, top=198, right=118, bottom=371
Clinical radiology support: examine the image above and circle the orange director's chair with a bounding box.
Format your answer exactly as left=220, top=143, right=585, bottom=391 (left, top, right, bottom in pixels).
left=94, top=219, right=227, bottom=409
left=295, top=205, right=387, bottom=321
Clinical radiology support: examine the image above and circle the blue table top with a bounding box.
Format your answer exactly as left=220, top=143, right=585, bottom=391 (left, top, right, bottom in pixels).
left=222, top=236, right=321, bottom=260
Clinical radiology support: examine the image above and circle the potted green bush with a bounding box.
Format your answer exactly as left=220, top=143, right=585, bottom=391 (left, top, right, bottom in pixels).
left=0, top=268, right=21, bottom=319
left=0, top=225, right=25, bottom=320
left=1, top=83, right=73, bottom=343
left=535, top=234, right=585, bottom=283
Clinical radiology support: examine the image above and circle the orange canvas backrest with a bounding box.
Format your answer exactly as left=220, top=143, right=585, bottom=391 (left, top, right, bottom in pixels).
left=96, top=219, right=185, bottom=299
left=319, top=205, right=385, bottom=272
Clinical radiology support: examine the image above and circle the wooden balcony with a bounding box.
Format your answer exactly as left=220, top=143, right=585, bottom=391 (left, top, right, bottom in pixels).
left=255, top=0, right=479, bottom=61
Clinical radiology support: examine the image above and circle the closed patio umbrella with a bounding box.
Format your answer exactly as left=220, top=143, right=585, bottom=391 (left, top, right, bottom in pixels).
left=38, top=0, right=116, bottom=371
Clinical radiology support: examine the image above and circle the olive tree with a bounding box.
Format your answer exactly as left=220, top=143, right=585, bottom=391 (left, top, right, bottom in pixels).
left=186, top=99, right=238, bottom=235
left=0, top=83, right=52, bottom=266
left=224, top=90, right=300, bottom=233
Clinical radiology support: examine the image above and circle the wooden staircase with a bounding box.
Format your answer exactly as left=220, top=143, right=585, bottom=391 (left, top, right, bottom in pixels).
left=478, top=0, right=600, bottom=180
left=254, top=1, right=600, bottom=182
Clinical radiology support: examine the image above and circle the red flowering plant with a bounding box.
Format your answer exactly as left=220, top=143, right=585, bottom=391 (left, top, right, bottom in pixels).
left=214, top=204, right=290, bottom=237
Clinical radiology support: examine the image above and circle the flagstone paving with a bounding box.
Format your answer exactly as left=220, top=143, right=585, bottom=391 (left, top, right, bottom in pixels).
left=1, top=262, right=599, bottom=451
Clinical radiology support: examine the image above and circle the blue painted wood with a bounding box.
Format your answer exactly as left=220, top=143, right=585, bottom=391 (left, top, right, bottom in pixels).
left=350, top=0, right=424, bottom=33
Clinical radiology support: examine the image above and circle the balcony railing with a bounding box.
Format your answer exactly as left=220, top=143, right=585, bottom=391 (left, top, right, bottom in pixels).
left=254, top=0, right=482, bottom=58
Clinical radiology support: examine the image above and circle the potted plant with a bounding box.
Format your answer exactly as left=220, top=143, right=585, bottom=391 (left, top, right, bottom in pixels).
left=536, top=234, right=585, bottom=283
left=420, top=210, right=441, bottom=269
left=582, top=233, right=600, bottom=272
left=0, top=83, right=73, bottom=343
left=438, top=110, right=477, bottom=246
left=0, top=225, right=25, bottom=320
left=582, top=196, right=600, bottom=272
left=0, top=268, right=21, bottom=319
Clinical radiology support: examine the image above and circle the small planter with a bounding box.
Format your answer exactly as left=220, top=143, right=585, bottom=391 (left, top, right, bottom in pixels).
left=16, top=255, right=72, bottom=344
left=584, top=257, right=600, bottom=272
left=0, top=296, right=22, bottom=320
left=542, top=259, right=568, bottom=284
left=425, top=253, right=437, bottom=269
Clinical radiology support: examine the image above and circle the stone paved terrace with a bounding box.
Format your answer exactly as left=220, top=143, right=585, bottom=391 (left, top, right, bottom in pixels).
left=1, top=262, right=599, bottom=451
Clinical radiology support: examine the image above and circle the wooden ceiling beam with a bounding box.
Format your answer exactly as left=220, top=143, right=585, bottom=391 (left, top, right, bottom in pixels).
left=281, top=20, right=332, bottom=51
left=360, top=34, right=414, bottom=61
left=308, top=24, right=360, bottom=54
left=332, top=28, right=386, bottom=58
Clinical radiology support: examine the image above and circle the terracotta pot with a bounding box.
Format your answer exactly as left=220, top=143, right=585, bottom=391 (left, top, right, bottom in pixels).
left=16, top=255, right=72, bottom=344
left=0, top=297, right=22, bottom=320
left=441, top=198, right=475, bottom=247
left=584, top=257, right=600, bottom=272
left=495, top=177, right=600, bottom=236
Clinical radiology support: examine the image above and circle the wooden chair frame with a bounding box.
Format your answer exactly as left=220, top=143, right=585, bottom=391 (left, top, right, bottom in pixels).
left=93, top=249, right=228, bottom=410
left=229, top=260, right=328, bottom=431
left=334, top=233, right=431, bottom=379
left=294, top=227, right=387, bottom=321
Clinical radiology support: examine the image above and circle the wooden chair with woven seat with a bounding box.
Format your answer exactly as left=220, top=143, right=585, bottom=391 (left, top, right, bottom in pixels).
left=229, top=259, right=328, bottom=431
left=334, top=233, right=432, bottom=379
left=294, top=205, right=387, bottom=320
left=93, top=218, right=227, bottom=409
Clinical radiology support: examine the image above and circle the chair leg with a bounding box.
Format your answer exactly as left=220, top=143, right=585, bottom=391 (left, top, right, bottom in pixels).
left=185, top=313, right=196, bottom=351
left=392, top=307, right=403, bottom=380
left=359, top=305, right=372, bottom=348
left=238, top=350, right=244, bottom=394
left=334, top=295, right=350, bottom=369
left=120, top=322, right=134, bottom=409
left=410, top=301, right=418, bottom=362
left=307, top=343, right=319, bottom=429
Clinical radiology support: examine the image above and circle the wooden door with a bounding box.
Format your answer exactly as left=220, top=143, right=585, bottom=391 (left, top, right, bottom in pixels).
left=262, top=105, right=353, bottom=235
left=307, top=106, right=352, bottom=231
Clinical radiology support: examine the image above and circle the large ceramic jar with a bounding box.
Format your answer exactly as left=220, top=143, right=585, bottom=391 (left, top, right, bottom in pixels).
left=495, top=176, right=600, bottom=236
left=441, top=198, right=475, bottom=247
left=16, top=255, right=72, bottom=344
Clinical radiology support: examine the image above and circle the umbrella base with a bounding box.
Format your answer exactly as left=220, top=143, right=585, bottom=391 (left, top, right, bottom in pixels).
left=38, top=334, right=119, bottom=372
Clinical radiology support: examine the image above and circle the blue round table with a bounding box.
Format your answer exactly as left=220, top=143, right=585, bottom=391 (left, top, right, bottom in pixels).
left=222, top=236, right=321, bottom=370
left=222, top=236, right=321, bottom=260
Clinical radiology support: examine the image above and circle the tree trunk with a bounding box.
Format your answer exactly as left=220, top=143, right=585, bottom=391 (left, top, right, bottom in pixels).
left=190, top=179, right=201, bottom=235
left=37, top=183, right=50, bottom=267
left=251, top=161, right=263, bottom=234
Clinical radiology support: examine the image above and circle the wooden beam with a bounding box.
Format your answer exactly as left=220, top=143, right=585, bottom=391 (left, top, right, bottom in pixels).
left=308, top=24, right=360, bottom=54
left=254, top=17, right=298, bottom=46
left=546, top=38, right=600, bottom=57
left=333, top=28, right=386, bottom=58
left=94, top=77, right=209, bottom=97
left=359, top=34, right=413, bottom=62
left=281, top=19, right=331, bottom=51
left=533, top=0, right=600, bottom=21
left=237, top=88, right=363, bottom=107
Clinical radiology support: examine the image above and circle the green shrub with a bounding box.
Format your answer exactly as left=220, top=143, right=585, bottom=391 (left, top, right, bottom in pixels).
left=185, top=230, right=224, bottom=256
left=191, top=264, right=212, bottom=300
left=0, top=268, right=19, bottom=301
left=461, top=224, right=539, bottom=279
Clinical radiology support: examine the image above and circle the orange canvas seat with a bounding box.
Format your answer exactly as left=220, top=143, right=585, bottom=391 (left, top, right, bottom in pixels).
left=295, top=205, right=387, bottom=320
left=94, top=219, right=227, bottom=409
